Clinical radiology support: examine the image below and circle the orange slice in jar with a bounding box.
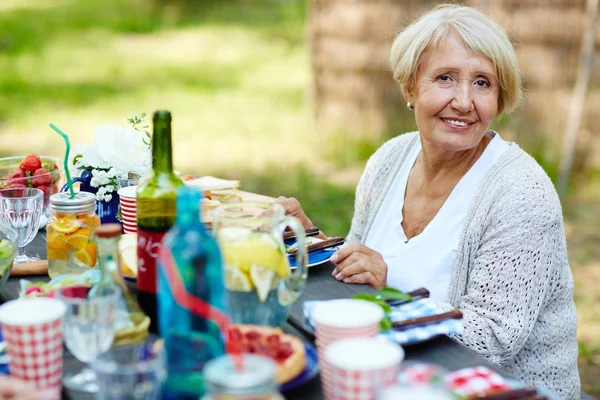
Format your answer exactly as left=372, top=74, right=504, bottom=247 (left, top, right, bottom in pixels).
left=51, top=216, right=81, bottom=234
left=48, top=247, right=69, bottom=261
left=73, top=242, right=97, bottom=268
left=47, top=231, right=68, bottom=250
left=78, top=214, right=100, bottom=230
left=65, top=228, right=90, bottom=250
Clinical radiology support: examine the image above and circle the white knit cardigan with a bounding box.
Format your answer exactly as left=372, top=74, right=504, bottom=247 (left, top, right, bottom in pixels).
left=347, top=132, right=580, bottom=399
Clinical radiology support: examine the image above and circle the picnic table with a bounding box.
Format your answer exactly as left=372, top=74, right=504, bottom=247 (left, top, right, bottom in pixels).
left=0, top=232, right=592, bottom=400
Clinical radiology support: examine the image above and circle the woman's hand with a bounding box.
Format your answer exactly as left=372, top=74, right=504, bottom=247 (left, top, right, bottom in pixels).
left=0, top=376, right=38, bottom=400
left=273, top=196, right=314, bottom=230
left=331, top=244, right=388, bottom=290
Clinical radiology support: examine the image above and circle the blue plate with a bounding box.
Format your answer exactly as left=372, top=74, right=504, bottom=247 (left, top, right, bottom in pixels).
left=288, top=249, right=336, bottom=268
left=280, top=342, right=319, bottom=392
left=286, top=237, right=338, bottom=268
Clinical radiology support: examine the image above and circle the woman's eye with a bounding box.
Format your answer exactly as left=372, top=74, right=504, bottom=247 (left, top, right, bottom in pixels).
left=437, top=74, right=452, bottom=82
left=475, top=79, right=490, bottom=87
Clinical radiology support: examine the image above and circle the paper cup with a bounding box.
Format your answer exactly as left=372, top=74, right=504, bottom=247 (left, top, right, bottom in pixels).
left=312, top=300, right=384, bottom=399
left=326, top=338, right=403, bottom=400
left=0, top=298, right=66, bottom=400
left=117, top=185, right=137, bottom=201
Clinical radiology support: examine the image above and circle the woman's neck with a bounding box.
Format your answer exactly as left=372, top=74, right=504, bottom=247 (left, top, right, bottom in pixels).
left=417, top=133, right=492, bottom=185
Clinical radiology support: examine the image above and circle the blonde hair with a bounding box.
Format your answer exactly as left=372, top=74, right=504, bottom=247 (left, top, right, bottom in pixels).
left=390, top=4, right=522, bottom=115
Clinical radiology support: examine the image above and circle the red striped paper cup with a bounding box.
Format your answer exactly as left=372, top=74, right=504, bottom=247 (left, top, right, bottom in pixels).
left=118, top=186, right=138, bottom=234
left=326, top=338, right=403, bottom=400
left=0, top=298, right=67, bottom=400
left=312, top=300, right=384, bottom=400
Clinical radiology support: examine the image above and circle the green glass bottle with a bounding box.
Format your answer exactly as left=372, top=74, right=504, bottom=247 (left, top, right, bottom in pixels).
left=136, top=110, right=183, bottom=334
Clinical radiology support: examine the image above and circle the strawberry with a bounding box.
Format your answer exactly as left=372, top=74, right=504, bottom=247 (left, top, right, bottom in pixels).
left=5, top=182, right=27, bottom=189
left=36, top=185, right=50, bottom=199
left=5, top=170, right=25, bottom=183
left=19, top=155, right=42, bottom=174
left=32, top=168, right=52, bottom=187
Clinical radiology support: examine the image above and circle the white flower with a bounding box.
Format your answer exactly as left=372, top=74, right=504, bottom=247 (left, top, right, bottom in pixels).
left=97, top=187, right=107, bottom=195
left=78, top=146, right=111, bottom=170
left=104, top=194, right=113, bottom=202
left=105, top=185, right=114, bottom=193
left=107, top=168, right=118, bottom=178
left=93, top=124, right=151, bottom=177
left=90, top=177, right=99, bottom=187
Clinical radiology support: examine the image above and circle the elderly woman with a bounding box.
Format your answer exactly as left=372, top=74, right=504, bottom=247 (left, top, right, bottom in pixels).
left=276, top=4, right=580, bottom=398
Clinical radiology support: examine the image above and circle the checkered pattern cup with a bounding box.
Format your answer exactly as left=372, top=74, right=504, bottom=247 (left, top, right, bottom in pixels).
left=325, top=337, right=404, bottom=400
left=311, top=300, right=384, bottom=399
left=0, top=298, right=66, bottom=400
left=117, top=186, right=137, bottom=234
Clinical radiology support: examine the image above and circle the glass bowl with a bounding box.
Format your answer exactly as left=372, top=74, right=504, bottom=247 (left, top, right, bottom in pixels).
left=0, top=156, right=63, bottom=215
left=0, top=224, right=17, bottom=289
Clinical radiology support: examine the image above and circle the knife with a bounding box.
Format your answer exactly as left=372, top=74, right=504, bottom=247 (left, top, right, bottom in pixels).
left=287, top=237, right=345, bottom=255
left=392, top=309, right=463, bottom=331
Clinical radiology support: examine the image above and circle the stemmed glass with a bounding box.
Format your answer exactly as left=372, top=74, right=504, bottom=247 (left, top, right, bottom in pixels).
left=0, top=188, right=43, bottom=264
left=59, top=285, right=121, bottom=393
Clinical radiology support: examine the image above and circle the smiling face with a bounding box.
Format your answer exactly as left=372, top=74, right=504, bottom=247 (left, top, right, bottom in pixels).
left=405, top=32, right=500, bottom=153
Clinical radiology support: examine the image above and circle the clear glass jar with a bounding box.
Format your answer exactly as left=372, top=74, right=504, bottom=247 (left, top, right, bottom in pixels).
left=202, top=354, right=284, bottom=400
left=47, top=192, right=100, bottom=279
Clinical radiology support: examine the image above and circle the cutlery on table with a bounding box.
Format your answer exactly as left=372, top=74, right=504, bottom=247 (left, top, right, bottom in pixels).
left=287, top=236, right=345, bottom=255
left=283, top=227, right=320, bottom=241
left=392, top=309, right=463, bottom=331
left=387, top=287, right=430, bottom=306
left=469, top=387, right=540, bottom=400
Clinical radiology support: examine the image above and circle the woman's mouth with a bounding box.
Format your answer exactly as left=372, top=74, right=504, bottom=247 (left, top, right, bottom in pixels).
left=440, top=118, right=475, bottom=129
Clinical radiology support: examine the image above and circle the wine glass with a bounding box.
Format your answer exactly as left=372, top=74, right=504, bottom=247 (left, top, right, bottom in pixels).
left=0, top=188, right=43, bottom=264
left=59, top=285, right=121, bottom=393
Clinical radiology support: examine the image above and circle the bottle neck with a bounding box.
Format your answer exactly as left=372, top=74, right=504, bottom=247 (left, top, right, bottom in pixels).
left=176, top=205, right=201, bottom=227
left=96, top=236, right=120, bottom=285
left=152, top=119, right=174, bottom=173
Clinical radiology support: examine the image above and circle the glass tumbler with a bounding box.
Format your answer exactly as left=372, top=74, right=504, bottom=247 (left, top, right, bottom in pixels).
left=60, top=285, right=121, bottom=393
left=92, top=335, right=165, bottom=400
left=0, top=188, right=43, bottom=263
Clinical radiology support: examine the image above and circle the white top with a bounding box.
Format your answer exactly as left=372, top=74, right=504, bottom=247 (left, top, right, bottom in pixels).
left=365, top=133, right=509, bottom=301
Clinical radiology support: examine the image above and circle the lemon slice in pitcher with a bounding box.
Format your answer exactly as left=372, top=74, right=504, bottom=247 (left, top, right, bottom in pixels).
left=225, top=266, right=253, bottom=292
left=250, top=263, right=276, bottom=303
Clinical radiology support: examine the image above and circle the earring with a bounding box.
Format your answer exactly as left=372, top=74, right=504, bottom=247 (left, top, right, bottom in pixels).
left=407, top=101, right=414, bottom=110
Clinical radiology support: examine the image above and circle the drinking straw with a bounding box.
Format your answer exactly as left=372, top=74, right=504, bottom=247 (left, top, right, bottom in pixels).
left=49, top=123, right=75, bottom=199
left=158, top=247, right=244, bottom=371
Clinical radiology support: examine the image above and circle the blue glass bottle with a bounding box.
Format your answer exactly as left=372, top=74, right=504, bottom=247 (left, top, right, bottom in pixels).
left=157, top=186, right=227, bottom=399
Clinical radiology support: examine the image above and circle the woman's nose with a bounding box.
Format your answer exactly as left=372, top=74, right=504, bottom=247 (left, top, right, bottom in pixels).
left=451, top=82, right=474, bottom=113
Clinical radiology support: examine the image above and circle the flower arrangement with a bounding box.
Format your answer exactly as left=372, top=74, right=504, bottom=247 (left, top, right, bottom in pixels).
left=70, top=114, right=152, bottom=202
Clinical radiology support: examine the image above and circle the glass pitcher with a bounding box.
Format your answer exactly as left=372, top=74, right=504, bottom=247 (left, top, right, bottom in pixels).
left=212, top=202, right=307, bottom=327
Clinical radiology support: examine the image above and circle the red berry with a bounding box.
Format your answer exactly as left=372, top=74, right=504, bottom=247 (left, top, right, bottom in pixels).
left=32, top=168, right=52, bottom=187
left=37, top=185, right=50, bottom=198
left=8, top=170, right=25, bottom=180
left=19, top=155, right=42, bottom=174
left=5, top=182, right=27, bottom=189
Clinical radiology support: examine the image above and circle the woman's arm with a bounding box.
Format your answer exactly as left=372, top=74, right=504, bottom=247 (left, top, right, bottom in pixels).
left=449, top=180, right=573, bottom=367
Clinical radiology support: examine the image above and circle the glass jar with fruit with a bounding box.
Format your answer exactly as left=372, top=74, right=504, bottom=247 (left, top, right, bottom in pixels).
left=213, top=202, right=308, bottom=328
left=47, top=192, right=100, bottom=278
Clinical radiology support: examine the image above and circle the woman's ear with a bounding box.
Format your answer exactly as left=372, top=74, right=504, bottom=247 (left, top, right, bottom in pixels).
left=401, top=86, right=413, bottom=104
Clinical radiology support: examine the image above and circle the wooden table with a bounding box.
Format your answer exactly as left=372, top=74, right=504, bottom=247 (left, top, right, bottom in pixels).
left=1, top=232, right=592, bottom=400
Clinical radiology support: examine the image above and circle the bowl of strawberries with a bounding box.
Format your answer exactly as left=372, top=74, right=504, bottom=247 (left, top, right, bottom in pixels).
left=0, top=155, right=63, bottom=214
